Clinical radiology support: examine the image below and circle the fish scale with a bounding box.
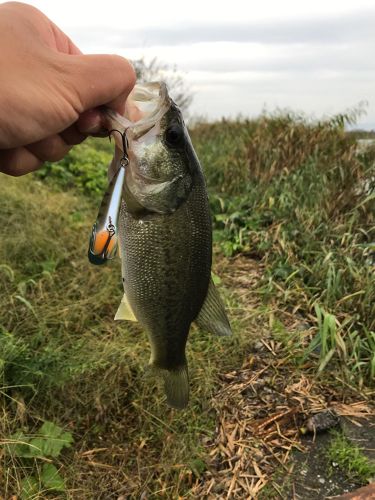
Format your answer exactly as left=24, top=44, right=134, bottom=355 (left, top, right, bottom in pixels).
left=105, top=82, right=232, bottom=409
left=119, top=167, right=212, bottom=359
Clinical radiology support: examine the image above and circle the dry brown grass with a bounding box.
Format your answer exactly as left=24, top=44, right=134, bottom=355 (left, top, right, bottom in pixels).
left=188, top=258, right=375, bottom=499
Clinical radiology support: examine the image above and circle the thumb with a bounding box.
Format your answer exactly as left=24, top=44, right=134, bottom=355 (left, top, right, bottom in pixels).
left=65, top=53, right=136, bottom=115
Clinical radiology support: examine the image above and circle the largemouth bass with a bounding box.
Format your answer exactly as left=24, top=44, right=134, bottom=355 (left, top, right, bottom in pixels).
left=102, top=82, right=232, bottom=409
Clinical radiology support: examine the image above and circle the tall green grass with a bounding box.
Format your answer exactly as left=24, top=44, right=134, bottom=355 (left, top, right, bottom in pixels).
left=28, top=111, right=375, bottom=383
left=0, top=175, right=249, bottom=497
left=1, top=110, right=374, bottom=496
left=191, top=111, right=374, bottom=385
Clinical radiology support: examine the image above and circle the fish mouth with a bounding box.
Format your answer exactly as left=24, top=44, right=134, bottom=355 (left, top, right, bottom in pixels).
left=105, top=82, right=188, bottom=214
left=106, top=82, right=171, bottom=142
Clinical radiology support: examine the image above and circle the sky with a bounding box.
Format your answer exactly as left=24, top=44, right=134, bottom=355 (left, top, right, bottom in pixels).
left=17, top=0, right=375, bottom=128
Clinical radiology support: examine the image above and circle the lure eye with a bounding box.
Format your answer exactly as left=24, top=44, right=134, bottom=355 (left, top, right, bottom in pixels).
left=165, top=125, right=184, bottom=147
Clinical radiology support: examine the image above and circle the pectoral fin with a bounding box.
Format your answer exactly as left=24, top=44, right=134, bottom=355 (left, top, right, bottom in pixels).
left=114, top=293, right=137, bottom=321
left=195, top=278, right=232, bottom=336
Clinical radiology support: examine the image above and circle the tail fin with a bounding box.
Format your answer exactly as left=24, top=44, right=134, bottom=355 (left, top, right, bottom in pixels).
left=160, top=364, right=189, bottom=410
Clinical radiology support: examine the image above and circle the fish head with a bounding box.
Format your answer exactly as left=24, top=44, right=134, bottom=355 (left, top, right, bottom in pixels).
left=107, top=82, right=197, bottom=215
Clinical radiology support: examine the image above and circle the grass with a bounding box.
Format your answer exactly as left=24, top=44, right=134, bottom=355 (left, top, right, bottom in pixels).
left=34, top=137, right=112, bottom=201
left=0, top=176, right=251, bottom=497
left=327, top=430, right=375, bottom=484
left=192, top=111, right=375, bottom=385
left=1, top=109, right=374, bottom=497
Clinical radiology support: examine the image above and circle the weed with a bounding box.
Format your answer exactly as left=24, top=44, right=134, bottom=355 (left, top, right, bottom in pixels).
left=3, top=421, right=73, bottom=498
left=196, top=111, right=374, bottom=382
left=327, top=431, right=375, bottom=484
left=0, top=175, right=248, bottom=496
left=1, top=108, right=374, bottom=496
left=35, top=137, right=112, bottom=200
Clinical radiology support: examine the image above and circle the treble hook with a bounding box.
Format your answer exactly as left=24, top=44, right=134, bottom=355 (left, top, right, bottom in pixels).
left=109, top=128, right=129, bottom=167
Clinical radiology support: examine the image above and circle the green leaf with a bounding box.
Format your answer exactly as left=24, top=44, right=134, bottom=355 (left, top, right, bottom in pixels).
left=0, top=264, right=14, bottom=281
left=14, top=295, right=37, bottom=318
left=304, top=333, right=321, bottom=359
left=41, top=259, right=57, bottom=274
left=211, top=272, right=222, bottom=285
left=6, top=432, right=37, bottom=458
left=28, top=421, right=73, bottom=458
left=41, top=463, right=65, bottom=491
left=318, top=348, right=336, bottom=372
left=189, top=458, right=207, bottom=476
left=20, top=475, right=39, bottom=500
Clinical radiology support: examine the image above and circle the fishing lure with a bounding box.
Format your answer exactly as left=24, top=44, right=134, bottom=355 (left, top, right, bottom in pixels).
left=88, top=129, right=129, bottom=265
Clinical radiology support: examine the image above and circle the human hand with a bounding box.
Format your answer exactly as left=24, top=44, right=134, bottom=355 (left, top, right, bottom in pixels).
left=0, top=2, right=136, bottom=176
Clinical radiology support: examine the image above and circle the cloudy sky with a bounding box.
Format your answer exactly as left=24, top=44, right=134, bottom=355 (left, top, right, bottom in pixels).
left=21, top=0, right=375, bottom=128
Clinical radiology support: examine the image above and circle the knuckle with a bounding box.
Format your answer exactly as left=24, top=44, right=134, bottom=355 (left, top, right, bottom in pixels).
left=109, top=55, right=137, bottom=92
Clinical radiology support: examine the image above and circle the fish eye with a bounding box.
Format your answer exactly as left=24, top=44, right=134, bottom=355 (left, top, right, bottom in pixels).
left=165, top=125, right=184, bottom=147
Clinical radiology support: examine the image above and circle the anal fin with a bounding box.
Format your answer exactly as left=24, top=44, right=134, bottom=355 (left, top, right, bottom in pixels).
left=114, top=292, right=137, bottom=321
left=195, top=278, right=232, bottom=336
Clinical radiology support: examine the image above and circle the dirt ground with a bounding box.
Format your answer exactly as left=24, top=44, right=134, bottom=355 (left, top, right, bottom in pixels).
left=191, top=256, right=375, bottom=499
left=292, top=418, right=375, bottom=499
